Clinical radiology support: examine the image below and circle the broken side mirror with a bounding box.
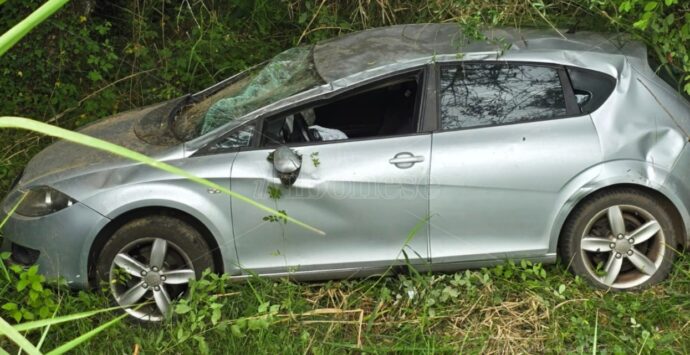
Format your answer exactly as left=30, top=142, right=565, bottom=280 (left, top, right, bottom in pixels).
left=271, top=146, right=302, bottom=186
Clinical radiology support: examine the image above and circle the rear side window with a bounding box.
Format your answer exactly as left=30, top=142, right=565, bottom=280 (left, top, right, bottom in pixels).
left=439, top=63, right=568, bottom=130
left=566, top=67, right=616, bottom=114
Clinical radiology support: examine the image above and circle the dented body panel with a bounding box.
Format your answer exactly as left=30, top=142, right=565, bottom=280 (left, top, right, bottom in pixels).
left=2, top=24, right=690, bottom=287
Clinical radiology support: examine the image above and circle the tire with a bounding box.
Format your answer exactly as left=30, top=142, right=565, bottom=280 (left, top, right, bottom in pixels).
left=95, top=215, right=214, bottom=321
left=559, top=188, right=677, bottom=290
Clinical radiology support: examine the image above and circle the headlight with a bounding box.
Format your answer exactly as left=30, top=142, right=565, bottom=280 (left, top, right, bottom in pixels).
left=14, top=186, right=76, bottom=217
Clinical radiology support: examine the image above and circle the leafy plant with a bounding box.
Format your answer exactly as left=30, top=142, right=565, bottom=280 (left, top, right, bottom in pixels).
left=2, top=265, right=57, bottom=322
left=310, top=152, right=320, bottom=167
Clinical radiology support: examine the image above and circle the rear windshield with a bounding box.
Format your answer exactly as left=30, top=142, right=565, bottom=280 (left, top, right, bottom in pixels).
left=174, top=46, right=324, bottom=140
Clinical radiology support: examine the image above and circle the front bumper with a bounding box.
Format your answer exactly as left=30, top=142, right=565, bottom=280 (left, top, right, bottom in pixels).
left=1, top=202, right=110, bottom=288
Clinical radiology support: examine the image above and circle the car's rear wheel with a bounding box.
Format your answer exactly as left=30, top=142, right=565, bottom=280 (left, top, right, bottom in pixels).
left=560, top=189, right=677, bottom=290
left=95, top=215, right=214, bottom=321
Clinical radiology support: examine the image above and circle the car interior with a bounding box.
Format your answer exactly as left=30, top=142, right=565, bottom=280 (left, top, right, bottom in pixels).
left=261, top=76, right=422, bottom=147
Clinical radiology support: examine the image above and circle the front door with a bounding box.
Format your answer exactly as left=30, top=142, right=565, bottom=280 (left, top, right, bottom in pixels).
left=230, top=70, right=432, bottom=275
left=230, top=135, right=431, bottom=274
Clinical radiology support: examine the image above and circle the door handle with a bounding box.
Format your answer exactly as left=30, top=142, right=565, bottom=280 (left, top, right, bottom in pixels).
left=389, top=152, right=424, bottom=168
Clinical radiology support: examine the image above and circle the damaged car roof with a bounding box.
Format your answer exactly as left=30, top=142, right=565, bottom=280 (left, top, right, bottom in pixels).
left=313, top=23, right=646, bottom=82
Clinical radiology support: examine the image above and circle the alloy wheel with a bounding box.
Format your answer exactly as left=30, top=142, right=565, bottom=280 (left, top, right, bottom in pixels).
left=109, top=238, right=196, bottom=321
left=579, top=205, right=666, bottom=288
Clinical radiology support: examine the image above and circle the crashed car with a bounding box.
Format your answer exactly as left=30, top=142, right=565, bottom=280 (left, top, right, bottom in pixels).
left=2, top=24, right=690, bottom=321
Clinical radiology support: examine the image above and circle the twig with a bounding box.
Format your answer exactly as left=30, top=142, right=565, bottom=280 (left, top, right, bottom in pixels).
left=297, top=0, right=327, bottom=45
left=46, top=68, right=157, bottom=125
left=527, top=0, right=566, bottom=39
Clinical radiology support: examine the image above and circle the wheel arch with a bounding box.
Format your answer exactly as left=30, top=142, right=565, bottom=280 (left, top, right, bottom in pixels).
left=555, top=183, right=686, bottom=252
left=87, top=206, right=225, bottom=286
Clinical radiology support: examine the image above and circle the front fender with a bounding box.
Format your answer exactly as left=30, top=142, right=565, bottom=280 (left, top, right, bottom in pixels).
left=77, top=180, right=239, bottom=275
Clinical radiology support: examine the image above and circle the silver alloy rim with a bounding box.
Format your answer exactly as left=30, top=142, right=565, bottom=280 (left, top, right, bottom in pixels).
left=109, top=238, right=196, bottom=321
left=579, top=204, right=665, bottom=289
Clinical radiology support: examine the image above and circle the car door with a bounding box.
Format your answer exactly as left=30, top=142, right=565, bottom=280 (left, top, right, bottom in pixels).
left=429, top=62, right=602, bottom=263
left=229, top=75, right=431, bottom=275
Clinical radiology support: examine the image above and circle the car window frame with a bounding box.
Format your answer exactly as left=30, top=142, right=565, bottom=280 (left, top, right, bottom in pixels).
left=192, top=121, right=259, bottom=156
left=258, top=67, right=431, bottom=149
left=434, top=61, right=581, bottom=133
left=565, top=65, right=618, bottom=114
left=195, top=65, right=432, bottom=155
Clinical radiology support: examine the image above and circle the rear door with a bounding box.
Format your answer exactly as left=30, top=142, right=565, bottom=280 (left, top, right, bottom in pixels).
left=429, top=62, right=601, bottom=263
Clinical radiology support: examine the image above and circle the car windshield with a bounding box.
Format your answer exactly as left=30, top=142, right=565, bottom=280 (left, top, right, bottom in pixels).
left=173, top=46, right=324, bottom=140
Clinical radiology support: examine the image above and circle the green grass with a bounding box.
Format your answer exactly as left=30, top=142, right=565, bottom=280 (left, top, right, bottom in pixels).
left=1, top=0, right=690, bottom=353
left=1, top=257, right=689, bottom=353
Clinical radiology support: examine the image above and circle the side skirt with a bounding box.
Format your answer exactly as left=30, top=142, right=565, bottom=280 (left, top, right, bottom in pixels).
left=230, top=253, right=558, bottom=282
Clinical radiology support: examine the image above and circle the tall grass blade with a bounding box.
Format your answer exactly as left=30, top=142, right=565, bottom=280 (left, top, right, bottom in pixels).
left=0, top=316, right=42, bottom=355
left=0, top=192, right=26, bottom=231
left=44, top=312, right=128, bottom=355
left=0, top=117, right=325, bottom=236
left=592, top=309, right=599, bottom=355
left=0, top=0, right=69, bottom=57
left=35, top=302, right=60, bottom=350
left=12, top=305, right=124, bottom=332
left=0, top=191, right=27, bottom=281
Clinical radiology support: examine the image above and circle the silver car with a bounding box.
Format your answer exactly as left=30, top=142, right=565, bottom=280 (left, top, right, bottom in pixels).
left=2, top=24, right=690, bottom=321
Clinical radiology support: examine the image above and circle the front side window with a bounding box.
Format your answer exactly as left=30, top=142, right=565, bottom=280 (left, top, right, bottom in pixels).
left=439, top=63, right=568, bottom=130
left=259, top=74, right=423, bottom=147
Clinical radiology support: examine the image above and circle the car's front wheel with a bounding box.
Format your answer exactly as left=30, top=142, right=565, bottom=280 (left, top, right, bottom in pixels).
left=560, top=189, right=677, bottom=290
left=95, top=215, right=214, bottom=321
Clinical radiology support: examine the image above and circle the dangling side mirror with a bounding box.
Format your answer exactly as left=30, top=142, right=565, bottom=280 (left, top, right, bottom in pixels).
left=270, top=146, right=302, bottom=186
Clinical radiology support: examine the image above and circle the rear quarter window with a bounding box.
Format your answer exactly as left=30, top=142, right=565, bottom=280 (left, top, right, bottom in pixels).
left=566, top=67, right=616, bottom=114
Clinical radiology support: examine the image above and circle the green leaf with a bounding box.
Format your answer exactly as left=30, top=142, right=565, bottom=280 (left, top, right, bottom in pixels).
left=17, top=279, right=29, bottom=291
left=194, top=336, right=209, bottom=355
left=175, top=304, right=191, bottom=314
left=230, top=324, right=244, bottom=337
left=87, top=70, right=102, bottom=82
left=22, top=310, right=35, bottom=320
left=211, top=308, right=221, bottom=325
left=2, top=303, right=17, bottom=311
left=12, top=310, right=22, bottom=322
left=644, top=1, right=658, bottom=11
left=176, top=327, right=187, bottom=341
left=31, top=281, right=43, bottom=292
